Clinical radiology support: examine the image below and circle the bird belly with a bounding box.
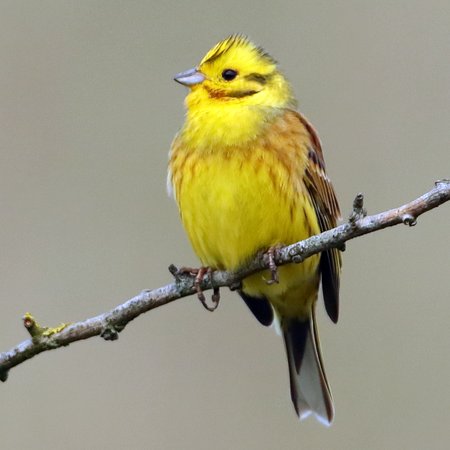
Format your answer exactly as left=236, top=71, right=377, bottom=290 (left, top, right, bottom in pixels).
left=174, top=149, right=321, bottom=317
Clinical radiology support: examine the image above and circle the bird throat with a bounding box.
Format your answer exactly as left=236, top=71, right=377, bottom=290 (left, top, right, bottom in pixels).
left=182, top=99, right=284, bottom=150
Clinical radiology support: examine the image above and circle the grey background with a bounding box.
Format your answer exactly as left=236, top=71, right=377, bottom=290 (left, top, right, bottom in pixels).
left=1, top=1, right=449, bottom=449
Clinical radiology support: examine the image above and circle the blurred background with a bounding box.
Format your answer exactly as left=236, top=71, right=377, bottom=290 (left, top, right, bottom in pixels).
left=1, top=1, right=449, bottom=449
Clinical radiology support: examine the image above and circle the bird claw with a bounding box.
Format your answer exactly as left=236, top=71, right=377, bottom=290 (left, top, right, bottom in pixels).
left=173, top=265, right=200, bottom=278
left=264, top=246, right=280, bottom=285
left=172, top=266, right=220, bottom=312
left=194, top=267, right=220, bottom=312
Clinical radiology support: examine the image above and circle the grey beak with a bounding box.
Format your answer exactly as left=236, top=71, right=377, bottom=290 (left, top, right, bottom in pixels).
left=174, top=68, right=205, bottom=86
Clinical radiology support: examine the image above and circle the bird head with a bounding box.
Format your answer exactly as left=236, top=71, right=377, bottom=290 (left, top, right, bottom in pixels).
left=174, top=35, right=295, bottom=109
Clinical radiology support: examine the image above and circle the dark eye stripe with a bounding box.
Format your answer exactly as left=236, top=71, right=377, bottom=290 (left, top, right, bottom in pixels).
left=228, top=89, right=259, bottom=98
left=245, top=73, right=269, bottom=85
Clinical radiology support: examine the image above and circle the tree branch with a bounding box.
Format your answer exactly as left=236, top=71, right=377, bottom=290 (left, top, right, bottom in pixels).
left=1, top=180, right=449, bottom=382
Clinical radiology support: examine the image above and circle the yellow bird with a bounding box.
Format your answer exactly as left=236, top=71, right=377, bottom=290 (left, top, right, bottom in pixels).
left=168, top=35, right=341, bottom=425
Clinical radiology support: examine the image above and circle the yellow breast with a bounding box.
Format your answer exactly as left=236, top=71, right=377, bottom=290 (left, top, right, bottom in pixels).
left=169, top=110, right=321, bottom=314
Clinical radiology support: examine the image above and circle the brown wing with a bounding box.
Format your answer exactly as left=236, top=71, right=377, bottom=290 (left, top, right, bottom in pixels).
left=297, top=112, right=342, bottom=323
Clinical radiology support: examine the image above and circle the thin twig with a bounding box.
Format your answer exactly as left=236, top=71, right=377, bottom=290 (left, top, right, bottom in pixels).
left=0, top=180, right=449, bottom=382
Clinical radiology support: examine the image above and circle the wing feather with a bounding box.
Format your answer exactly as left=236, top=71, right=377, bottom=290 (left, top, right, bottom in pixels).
left=297, top=112, right=342, bottom=323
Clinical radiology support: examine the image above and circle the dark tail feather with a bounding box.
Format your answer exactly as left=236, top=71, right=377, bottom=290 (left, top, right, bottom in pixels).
left=238, top=291, right=274, bottom=327
left=282, top=311, right=334, bottom=425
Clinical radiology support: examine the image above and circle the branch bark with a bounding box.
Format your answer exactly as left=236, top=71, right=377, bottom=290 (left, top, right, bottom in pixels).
left=1, top=180, right=449, bottom=382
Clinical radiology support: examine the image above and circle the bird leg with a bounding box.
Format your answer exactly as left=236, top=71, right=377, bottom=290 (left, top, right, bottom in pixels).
left=175, top=266, right=220, bottom=312
left=264, top=246, right=280, bottom=285
left=194, top=267, right=220, bottom=312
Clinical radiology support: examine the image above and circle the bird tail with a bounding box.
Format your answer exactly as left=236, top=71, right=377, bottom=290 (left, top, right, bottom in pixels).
left=282, top=310, right=334, bottom=425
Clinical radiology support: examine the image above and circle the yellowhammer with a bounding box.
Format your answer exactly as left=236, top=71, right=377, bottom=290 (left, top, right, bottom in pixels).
left=168, top=35, right=341, bottom=425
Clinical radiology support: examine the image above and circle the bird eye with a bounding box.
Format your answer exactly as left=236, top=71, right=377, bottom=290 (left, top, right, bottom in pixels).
left=222, top=69, right=238, bottom=81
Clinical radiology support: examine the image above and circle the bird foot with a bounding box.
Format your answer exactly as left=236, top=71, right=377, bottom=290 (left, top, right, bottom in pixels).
left=193, top=267, right=220, bottom=312
left=263, top=246, right=281, bottom=285
left=176, top=266, right=220, bottom=312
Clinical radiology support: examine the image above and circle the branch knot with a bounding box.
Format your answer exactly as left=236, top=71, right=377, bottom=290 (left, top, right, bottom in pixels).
left=402, top=213, right=417, bottom=226
left=349, top=192, right=367, bottom=226
left=101, top=323, right=124, bottom=341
